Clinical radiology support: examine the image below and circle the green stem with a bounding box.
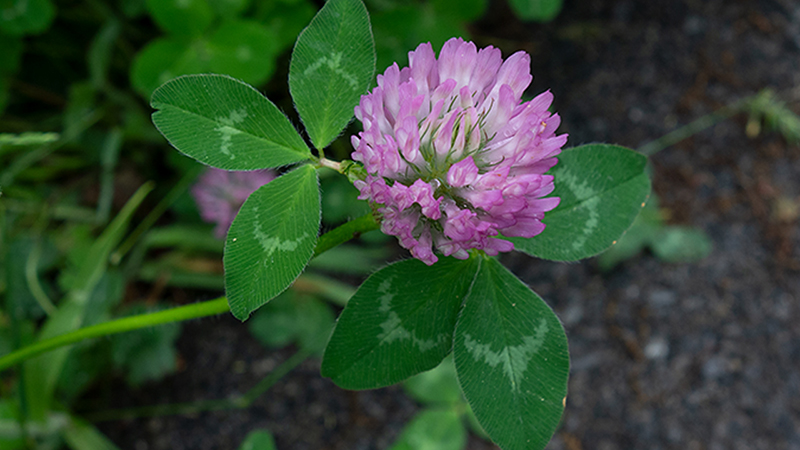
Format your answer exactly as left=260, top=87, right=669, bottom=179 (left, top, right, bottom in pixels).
left=82, top=349, right=310, bottom=422
left=0, top=298, right=229, bottom=372
left=239, top=349, right=310, bottom=405
left=314, top=212, right=380, bottom=257
left=637, top=99, right=745, bottom=156
left=0, top=109, right=103, bottom=187
left=0, top=213, right=378, bottom=373
left=317, top=157, right=342, bottom=172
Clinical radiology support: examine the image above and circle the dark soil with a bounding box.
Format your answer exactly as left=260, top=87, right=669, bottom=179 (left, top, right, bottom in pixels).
left=94, top=0, right=800, bottom=448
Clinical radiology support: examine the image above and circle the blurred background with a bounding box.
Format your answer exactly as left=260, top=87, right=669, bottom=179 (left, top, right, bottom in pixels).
left=1, top=0, right=799, bottom=449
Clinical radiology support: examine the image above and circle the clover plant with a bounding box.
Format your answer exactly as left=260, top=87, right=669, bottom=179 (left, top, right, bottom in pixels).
left=147, top=0, right=650, bottom=448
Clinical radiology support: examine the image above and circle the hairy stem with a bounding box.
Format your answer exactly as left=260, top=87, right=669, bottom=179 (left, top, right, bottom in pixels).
left=314, top=212, right=380, bottom=257
left=318, top=157, right=343, bottom=172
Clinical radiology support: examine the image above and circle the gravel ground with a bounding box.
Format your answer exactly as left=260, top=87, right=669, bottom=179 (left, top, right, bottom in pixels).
left=95, top=0, right=800, bottom=448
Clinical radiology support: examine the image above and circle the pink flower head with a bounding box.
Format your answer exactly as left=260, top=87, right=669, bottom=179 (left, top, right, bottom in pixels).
left=351, top=38, right=567, bottom=265
left=191, top=168, right=276, bottom=238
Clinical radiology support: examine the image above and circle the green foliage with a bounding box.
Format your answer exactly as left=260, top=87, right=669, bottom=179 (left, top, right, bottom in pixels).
left=389, top=408, right=466, bottom=450
left=508, top=144, right=651, bottom=261
left=745, top=89, right=800, bottom=145
left=151, top=74, right=311, bottom=170
left=131, top=0, right=314, bottom=97
left=145, top=0, right=214, bottom=37
left=368, top=0, right=486, bottom=71
left=509, top=0, right=564, bottom=22
left=321, top=256, right=481, bottom=389
left=224, top=165, right=320, bottom=320
left=289, top=0, right=376, bottom=149
left=205, top=21, right=278, bottom=81
left=252, top=0, right=315, bottom=51
left=23, top=184, right=152, bottom=422
left=597, top=194, right=712, bottom=270
left=453, top=257, right=568, bottom=450
left=320, top=171, right=371, bottom=224
left=0, top=2, right=667, bottom=450
left=0, top=0, right=55, bottom=36
left=403, top=355, right=462, bottom=405
left=238, top=429, right=278, bottom=450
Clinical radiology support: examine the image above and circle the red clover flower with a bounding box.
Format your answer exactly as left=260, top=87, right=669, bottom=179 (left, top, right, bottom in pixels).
left=192, top=168, right=275, bottom=238
left=351, top=38, right=567, bottom=265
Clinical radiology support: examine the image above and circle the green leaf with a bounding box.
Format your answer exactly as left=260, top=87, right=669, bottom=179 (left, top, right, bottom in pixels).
left=321, top=256, right=480, bottom=390
left=508, top=0, right=563, bottom=22
left=463, top=403, right=489, bottom=440
left=289, top=0, right=375, bottom=149
left=388, top=408, right=466, bottom=450
left=596, top=196, right=662, bottom=270
left=145, top=0, right=214, bottom=37
left=131, top=29, right=279, bottom=99
left=151, top=74, right=311, bottom=170
left=205, top=20, right=278, bottom=83
left=454, top=257, right=568, bottom=450
left=238, top=429, right=277, bottom=450
left=595, top=216, right=656, bottom=270
left=651, top=226, right=712, bottom=263
left=225, top=165, right=320, bottom=320
left=0, top=0, right=55, bottom=36
left=403, top=355, right=462, bottom=405
left=508, top=144, right=651, bottom=261
left=131, top=38, right=202, bottom=98
left=253, top=0, right=316, bottom=52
